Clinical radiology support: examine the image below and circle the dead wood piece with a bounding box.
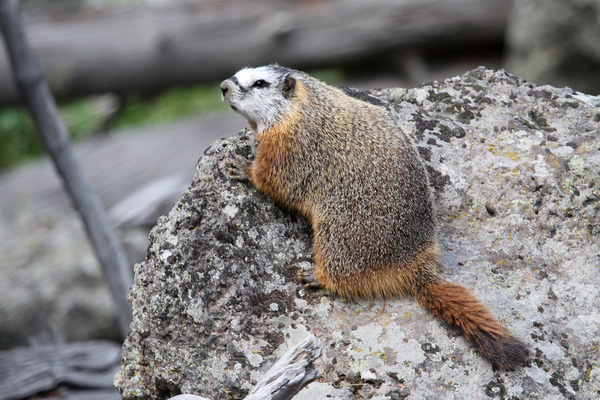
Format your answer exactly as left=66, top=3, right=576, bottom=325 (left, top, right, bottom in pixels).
left=168, top=334, right=324, bottom=400
left=244, top=334, right=323, bottom=400
left=0, top=341, right=122, bottom=400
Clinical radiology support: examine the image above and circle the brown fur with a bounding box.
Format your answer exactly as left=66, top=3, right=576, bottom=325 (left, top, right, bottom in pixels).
left=312, top=242, right=442, bottom=299
left=222, top=66, right=530, bottom=370
left=415, top=280, right=529, bottom=370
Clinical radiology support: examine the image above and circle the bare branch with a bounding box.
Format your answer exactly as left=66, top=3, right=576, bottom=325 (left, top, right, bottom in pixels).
left=0, top=0, right=132, bottom=338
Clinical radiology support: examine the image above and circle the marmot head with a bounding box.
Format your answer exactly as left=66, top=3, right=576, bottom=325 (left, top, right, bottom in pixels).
left=220, top=65, right=299, bottom=132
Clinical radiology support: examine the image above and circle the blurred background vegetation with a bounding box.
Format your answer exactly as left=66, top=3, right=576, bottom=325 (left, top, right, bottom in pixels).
left=0, top=84, right=228, bottom=169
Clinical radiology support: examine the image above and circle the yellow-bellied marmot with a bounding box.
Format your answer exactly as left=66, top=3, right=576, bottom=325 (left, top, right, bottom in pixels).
left=220, top=65, right=529, bottom=370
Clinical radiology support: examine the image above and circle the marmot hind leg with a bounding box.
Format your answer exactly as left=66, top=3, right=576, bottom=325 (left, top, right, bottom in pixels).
left=298, top=246, right=330, bottom=290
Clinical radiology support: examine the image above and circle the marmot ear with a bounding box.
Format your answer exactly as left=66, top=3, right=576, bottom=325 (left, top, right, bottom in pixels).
left=282, top=75, right=296, bottom=98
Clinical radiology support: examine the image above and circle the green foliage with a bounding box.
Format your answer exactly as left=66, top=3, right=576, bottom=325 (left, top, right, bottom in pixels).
left=0, top=107, right=41, bottom=169
left=111, top=85, right=227, bottom=130
left=308, top=68, right=345, bottom=85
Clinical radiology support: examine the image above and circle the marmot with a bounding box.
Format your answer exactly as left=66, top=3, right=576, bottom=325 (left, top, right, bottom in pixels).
left=220, top=65, right=529, bottom=370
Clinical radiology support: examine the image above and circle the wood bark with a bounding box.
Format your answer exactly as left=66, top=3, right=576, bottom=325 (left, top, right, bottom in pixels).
left=0, top=341, right=121, bottom=400
left=0, top=0, right=132, bottom=338
left=168, top=334, right=324, bottom=400
left=0, top=0, right=510, bottom=106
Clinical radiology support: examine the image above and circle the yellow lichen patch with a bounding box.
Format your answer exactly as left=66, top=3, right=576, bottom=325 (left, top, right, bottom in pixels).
left=544, top=153, right=561, bottom=169
left=502, top=151, right=521, bottom=161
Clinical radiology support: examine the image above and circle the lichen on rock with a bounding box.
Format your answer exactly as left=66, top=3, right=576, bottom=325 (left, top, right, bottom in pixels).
left=115, top=68, right=600, bottom=400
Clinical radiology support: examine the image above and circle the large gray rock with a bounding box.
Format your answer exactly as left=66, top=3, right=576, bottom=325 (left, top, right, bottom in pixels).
left=115, top=68, right=600, bottom=400
left=505, top=0, right=600, bottom=95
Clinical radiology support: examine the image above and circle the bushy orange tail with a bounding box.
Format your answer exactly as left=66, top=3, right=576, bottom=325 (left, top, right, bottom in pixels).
left=414, top=280, right=529, bottom=370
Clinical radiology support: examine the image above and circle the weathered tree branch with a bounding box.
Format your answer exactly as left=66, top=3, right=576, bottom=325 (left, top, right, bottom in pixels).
left=0, top=341, right=122, bottom=400
left=0, top=0, right=132, bottom=338
left=168, top=334, right=324, bottom=400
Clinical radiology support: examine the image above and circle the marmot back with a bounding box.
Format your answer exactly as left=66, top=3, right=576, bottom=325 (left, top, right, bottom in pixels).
left=221, top=65, right=529, bottom=370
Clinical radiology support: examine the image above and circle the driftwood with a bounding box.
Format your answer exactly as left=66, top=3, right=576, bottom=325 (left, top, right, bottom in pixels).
left=168, top=335, right=324, bottom=400
left=0, top=0, right=510, bottom=106
left=0, top=341, right=121, bottom=400
left=0, top=0, right=132, bottom=337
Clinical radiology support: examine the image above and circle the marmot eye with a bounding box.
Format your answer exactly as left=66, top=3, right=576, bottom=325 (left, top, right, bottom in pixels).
left=252, top=80, right=268, bottom=88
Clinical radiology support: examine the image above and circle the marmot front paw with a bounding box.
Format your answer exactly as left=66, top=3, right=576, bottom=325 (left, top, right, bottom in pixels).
left=227, top=154, right=251, bottom=183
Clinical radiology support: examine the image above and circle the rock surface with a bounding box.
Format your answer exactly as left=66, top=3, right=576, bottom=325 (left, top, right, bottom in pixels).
left=115, top=68, right=600, bottom=400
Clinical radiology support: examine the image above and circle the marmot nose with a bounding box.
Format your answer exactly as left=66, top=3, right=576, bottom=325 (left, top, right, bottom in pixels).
left=220, top=81, right=230, bottom=95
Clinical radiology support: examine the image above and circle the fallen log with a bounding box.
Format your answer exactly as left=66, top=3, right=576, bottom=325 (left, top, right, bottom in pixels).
left=0, top=0, right=510, bottom=106
left=0, top=341, right=122, bottom=400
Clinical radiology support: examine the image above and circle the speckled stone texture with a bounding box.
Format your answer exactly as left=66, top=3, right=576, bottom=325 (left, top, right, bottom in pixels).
left=115, top=68, right=600, bottom=400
